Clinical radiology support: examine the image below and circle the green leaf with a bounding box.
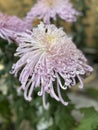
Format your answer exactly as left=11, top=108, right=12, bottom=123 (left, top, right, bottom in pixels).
left=74, top=107, right=98, bottom=130
left=48, top=95, right=76, bottom=130
left=54, top=105, right=75, bottom=130
left=85, top=88, right=98, bottom=100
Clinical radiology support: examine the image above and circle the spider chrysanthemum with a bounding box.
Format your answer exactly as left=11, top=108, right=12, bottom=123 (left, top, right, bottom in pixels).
left=11, top=22, right=93, bottom=108
left=0, top=13, right=32, bottom=43
left=25, top=0, right=80, bottom=24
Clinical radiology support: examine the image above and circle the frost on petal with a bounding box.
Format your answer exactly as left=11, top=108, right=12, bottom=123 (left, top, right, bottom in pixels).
left=25, top=0, right=80, bottom=24
left=11, top=22, right=93, bottom=108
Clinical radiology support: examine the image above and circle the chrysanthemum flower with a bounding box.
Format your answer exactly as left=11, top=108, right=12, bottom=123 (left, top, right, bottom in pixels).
left=0, top=13, right=32, bottom=43
left=25, top=0, right=80, bottom=24
left=11, top=22, right=93, bottom=108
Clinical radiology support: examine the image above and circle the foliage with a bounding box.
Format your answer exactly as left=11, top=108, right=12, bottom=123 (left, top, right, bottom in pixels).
left=71, top=0, right=90, bottom=49
left=74, top=107, right=98, bottom=130
left=85, top=88, right=98, bottom=100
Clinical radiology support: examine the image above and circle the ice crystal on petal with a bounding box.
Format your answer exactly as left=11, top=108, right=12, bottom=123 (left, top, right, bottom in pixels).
left=25, top=0, right=80, bottom=24
left=11, top=22, right=93, bottom=108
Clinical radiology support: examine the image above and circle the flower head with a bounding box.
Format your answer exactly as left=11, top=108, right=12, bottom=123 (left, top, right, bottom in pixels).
left=25, top=0, right=80, bottom=24
left=0, top=13, right=32, bottom=43
left=11, top=22, right=93, bottom=108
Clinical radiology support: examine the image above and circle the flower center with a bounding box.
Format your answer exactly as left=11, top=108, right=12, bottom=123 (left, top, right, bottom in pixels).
left=39, top=34, right=56, bottom=53
left=46, top=34, right=55, bottom=44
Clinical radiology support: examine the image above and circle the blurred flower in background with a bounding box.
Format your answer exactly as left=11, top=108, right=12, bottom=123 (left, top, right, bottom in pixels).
left=0, top=13, right=32, bottom=43
left=25, top=0, right=80, bottom=24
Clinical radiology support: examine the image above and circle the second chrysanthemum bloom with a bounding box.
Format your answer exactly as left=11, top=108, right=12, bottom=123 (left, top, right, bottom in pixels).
left=0, top=13, right=32, bottom=43
left=25, top=0, right=80, bottom=24
left=11, top=22, right=93, bottom=108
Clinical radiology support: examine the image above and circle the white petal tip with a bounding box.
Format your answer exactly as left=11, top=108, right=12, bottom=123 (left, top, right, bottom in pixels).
left=64, top=102, right=68, bottom=106
left=24, top=95, right=32, bottom=101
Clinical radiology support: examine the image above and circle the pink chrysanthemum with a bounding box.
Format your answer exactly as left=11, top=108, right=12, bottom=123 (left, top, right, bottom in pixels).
left=11, top=22, right=93, bottom=108
left=25, top=0, right=80, bottom=24
left=0, top=13, right=32, bottom=43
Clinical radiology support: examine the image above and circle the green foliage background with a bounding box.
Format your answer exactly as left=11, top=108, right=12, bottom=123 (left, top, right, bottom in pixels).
left=0, top=0, right=98, bottom=130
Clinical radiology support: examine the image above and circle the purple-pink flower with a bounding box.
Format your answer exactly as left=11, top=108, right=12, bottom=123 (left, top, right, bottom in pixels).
left=11, top=22, right=93, bottom=108
left=25, top=0, right=80, bottom=24
left=0, top=13, right=32, bottom=43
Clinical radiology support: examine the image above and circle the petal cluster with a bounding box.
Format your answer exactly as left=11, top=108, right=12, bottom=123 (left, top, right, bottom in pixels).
left=0, top=13, right=32, bottom=43
left=25, top=0, right=80, bottom=24
left=11, top=22, right=93, bottom=108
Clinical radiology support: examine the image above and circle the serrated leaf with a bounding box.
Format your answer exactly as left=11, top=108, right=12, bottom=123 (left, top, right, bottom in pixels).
left=48, top=100, right=76, bottom=130
left=74, top=107, right=98, bottom=130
